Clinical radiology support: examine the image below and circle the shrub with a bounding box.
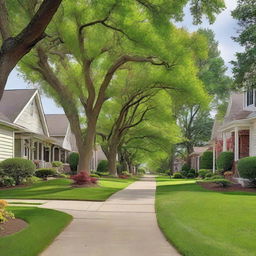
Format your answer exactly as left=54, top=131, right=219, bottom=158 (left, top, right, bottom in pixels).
left=200, top=151, right=213, bottom=169
left=68, top=152, right=79, bottom=173
left=189, top=169, right=197, bottom=175
left=0, top=200, right=14, bottom=224
left=97, top=160, right=108, bottom=173
left=212, top=179, right=232, bottom=187
left=205, top=172, right=213, bottom=178
left=0, top=158, right=35, bottom=185
left=71, top=171, right=98, bottom=185
left=237, top=157, right=256, bottom=181
left=182, top=164, right=190, bottom=172
left=211, top=175, right=223, bottom=180
left=173, top=172, right=183, bottom=179
left=90, top=174, right=100, bottom=178
left=22, top=176, right=40, bottom=185
left=95, top=171, right=109, bottom=177
left=217, top=152, right=234, bottom=172
left=198, top=169, right=212, bottom=179
left=52, top=161, right=63, bottom=168
left=187, top=173, right=195, bottom=179
left=0, top=177, right=15, bottom=187
left=35, top=168, right=56, bottom=180
left=138, top=168, right=145, bottom=174
left=122, top=171, right=132, bottom=177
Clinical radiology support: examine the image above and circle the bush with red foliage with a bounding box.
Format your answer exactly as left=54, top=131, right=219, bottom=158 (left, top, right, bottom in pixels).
left=71, top=171, right=98, bottom=185
left=118, top=175, right=129, bottom=179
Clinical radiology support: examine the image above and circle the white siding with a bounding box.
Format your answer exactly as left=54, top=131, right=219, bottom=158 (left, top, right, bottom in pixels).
left=15, top=98, right=45, bottom=135
left=0, top=126, right=14, bottom=161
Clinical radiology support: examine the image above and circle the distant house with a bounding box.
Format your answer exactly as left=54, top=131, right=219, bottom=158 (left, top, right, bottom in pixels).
left=211, top=90, right=256, bottom=176
left=0, top=89, right=106, bottom=170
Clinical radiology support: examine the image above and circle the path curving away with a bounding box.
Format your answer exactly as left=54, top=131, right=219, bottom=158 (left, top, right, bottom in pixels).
left=8, top=176, right=180, bottom=256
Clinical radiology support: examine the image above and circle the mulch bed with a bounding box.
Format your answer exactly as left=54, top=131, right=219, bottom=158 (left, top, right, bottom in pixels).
left=0, top=184, right=28, bottom=190
left=198, top=182, right=256, bottom=192
left=0, top=218, right=28, bottom=237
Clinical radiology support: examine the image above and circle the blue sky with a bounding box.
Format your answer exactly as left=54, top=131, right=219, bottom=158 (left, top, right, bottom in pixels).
left=6, top=0, right=241, bottom=114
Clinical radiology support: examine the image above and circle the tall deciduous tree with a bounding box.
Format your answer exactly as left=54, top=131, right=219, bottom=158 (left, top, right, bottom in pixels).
left=19, top=0, right=224, bottom=172
left=0, top=0, right=62, bottom=99
left=174, top=29, right=231, bottom=162
left=232, top=0, right=256, bottom=88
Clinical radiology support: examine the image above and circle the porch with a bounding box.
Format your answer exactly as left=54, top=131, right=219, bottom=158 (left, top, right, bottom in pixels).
left=213, top=121, right=253, bottom=173
left=14, top=133, right=69, bottom=167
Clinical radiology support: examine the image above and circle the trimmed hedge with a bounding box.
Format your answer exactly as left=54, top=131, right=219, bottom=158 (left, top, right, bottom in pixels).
left=217, top=152, right=234, bottom=172
left=198, top=169, right=212, bottom=179
left=0, top=158, right=35, bottom=185
left=173, top=172, right=183, bottom=179
left=237, top=157, right=256, bottom=180
left=68, top=152, right=79, bottom=173
left=200, top=151, right=213, bottom=169
left=35, top=168, right=56, bottom=180
left=97, top=160, right=108, bottom=173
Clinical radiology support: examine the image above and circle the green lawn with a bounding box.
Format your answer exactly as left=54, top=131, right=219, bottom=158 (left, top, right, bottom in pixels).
left=0, top=207, right=72, bottom=256
left=156, top=177, right=256, bottom=256
left=0, top=177, right=136, bottom=201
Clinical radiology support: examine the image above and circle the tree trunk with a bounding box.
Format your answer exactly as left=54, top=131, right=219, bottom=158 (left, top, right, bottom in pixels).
left=107, top=146, right=118, bottom=176
left=77, top=117, right=97, bottom=173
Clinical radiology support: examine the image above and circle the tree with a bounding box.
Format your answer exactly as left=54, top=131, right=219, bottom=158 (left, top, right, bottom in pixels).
left=232, top=0, right=256, bottom=88
left=18, top=0, right=225, bottom=173
left=174, top=29, right=231, bottom=163
left=0, top=0, right=62, bottom=99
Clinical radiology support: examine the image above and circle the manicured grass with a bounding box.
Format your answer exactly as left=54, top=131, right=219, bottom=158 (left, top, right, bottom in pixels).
left=0, top=207, right=72, bottom=256
left=0, top=177, right=137, bottom=201
left=156, top=177, right=256, bottom=256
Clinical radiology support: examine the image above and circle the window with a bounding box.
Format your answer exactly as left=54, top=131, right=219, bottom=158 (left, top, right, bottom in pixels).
left=247, top=89, right=253, bottom=106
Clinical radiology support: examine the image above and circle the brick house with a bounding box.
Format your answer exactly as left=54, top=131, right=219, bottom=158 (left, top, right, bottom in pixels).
left=211, top=90, right=256, bottom=177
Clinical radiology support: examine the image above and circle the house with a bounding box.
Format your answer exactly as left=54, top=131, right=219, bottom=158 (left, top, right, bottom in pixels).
left=211, top=90, right=256, bottom=176
left=190, top=146, right=211, bottom=170
left=0, top=89, right=107, bottom=170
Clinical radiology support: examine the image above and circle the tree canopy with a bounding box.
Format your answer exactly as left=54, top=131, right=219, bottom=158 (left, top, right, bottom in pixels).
left=16, top=0, right=225, bottom=173
left=232, top=0, right=256, bottom=88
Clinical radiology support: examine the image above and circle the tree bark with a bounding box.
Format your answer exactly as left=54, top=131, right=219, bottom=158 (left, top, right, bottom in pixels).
left=77, top=116, right=97, bottom=173
left=0, top=0, right=62, bottom=99
left=107, top=144, right=118, bottom=176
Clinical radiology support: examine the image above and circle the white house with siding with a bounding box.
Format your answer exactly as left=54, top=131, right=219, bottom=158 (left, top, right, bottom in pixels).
left=0, top=89, right=106, bottom=170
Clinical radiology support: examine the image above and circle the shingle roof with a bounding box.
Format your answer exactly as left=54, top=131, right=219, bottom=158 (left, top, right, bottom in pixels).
left=224, top=93, right=252, bottom=123
left=0, top=89, right=36, bottom=122
left=45, top=114, right=69, bottom=136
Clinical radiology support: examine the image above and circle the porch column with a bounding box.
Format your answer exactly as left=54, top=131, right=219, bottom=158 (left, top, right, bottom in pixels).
left=49, top=146, right=52, bottom=163
left=37, top=142, right=39, bottom=160
left=41, top=144, right=44, bottom=162
left=235, top=127, right=239, bottom=161
left=30, top=138, right=33, bottom=161
left=59, top=148, right=61, bottom=162
left=223, top=132, right=227, bottom=151
left=213, top=142, right=216, bottom=173
left=64, top=151, right=67, bottom=163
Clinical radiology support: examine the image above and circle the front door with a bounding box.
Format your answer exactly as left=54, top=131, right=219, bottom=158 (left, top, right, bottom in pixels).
left=239, top=130, right=249, bottom=158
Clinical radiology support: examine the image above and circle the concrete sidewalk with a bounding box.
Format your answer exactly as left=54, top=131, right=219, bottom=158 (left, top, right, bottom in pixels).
left=9, top=176, right=180, bottom=256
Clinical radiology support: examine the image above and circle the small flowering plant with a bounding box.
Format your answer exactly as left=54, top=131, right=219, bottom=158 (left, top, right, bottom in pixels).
left=71, top=171, right=98, bottom=185
left=0, top=200, right=15, bottom=224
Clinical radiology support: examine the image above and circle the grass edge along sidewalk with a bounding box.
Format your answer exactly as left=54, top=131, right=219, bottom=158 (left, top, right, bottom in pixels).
left=155, top=177, right=256, bottom=256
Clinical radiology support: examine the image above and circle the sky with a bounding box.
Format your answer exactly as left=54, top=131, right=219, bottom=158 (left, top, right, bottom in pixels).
left=6, top=0, right=242, bottom=114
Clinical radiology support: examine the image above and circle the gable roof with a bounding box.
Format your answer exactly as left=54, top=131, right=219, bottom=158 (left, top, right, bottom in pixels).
left=0, top=89, right=37, bottom=122
left=45, top=114, right=69, bottom=136
left=224, top=93, right=252, bottom=123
